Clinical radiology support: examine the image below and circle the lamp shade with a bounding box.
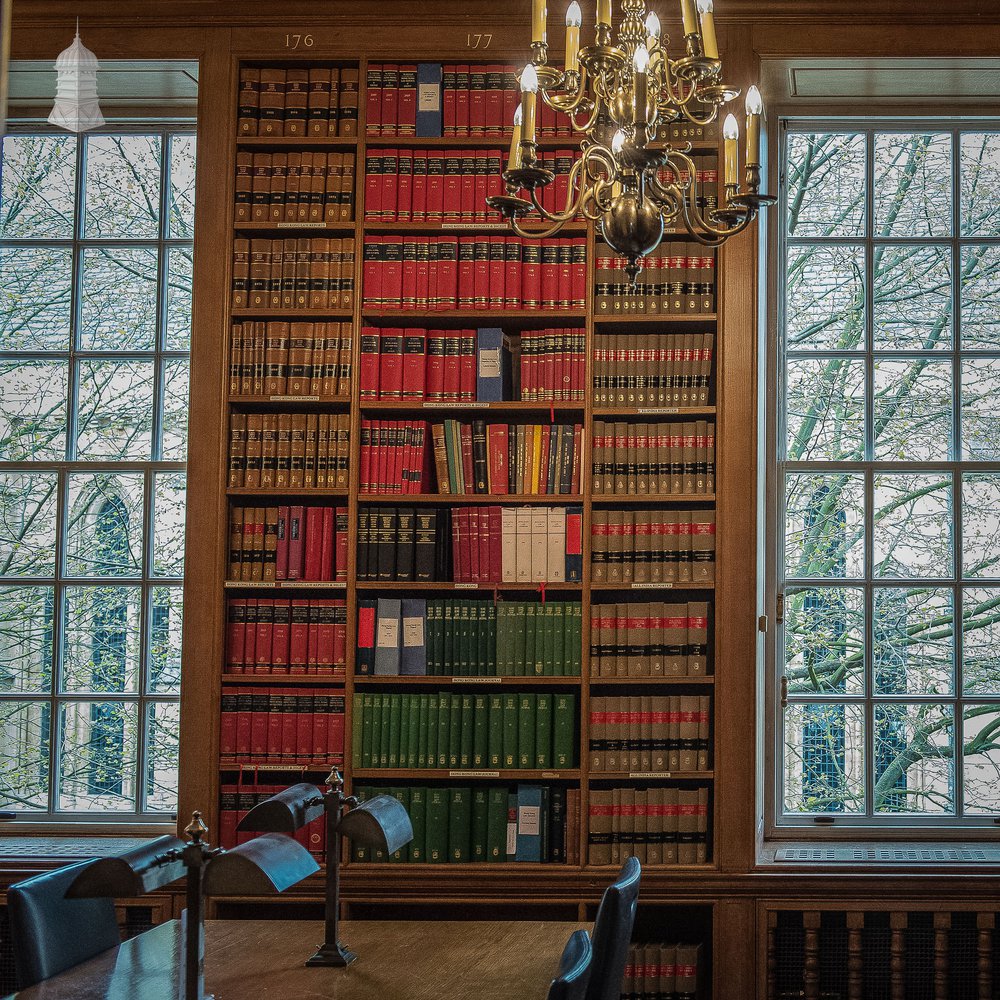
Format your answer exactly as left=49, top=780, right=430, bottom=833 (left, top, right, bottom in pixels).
left=203, top=833, right=319, bottom=896
left=338, top=795, right=414, bottom=856
left=66, top=836, right=187, bottom=898
left=47, top=30, right=105, bottom=133
left=237, top=783, right=325, bottom=834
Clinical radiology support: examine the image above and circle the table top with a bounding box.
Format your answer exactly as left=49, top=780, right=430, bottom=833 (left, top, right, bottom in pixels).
left=6, top=918, right=586, bottom=1000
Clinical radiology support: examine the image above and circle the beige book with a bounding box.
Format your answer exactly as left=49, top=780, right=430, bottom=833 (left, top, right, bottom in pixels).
left=690, top=509, right=715, bottom=583
left=610, top=787, right=622, bottom=864
left=613, top=422, right=628, bottom=495
left=619, top=786, right=635, bottom=858
left=679, top=695, right=698, bottom=771
left=546, top=506, right=566, bottom=583
left=645, top=790, right=662, bottom=865
left=259, top=413, right=277, bottom=489
left=695, top=419, right=708, bottom=495
left=588, top=789, right=613, bottom=866
left=275, top=414, right=292, bottom=488
left=655, top=422, right=671, bottom=495
left=316, top=413, right=330, bottom=489
left=660, top=944, right=678, bottom=996
left=698, top=331, right=715, bottom=405
left=515, top=507, right=533, bottom=583
left=664, top=603, right=687, bottom=676
left=613, top=607, right=628, bottom=679
left=288, top=414, right=307, bottom=488
left=604, top=695, right=621, bottom=772
left=632, top=789, right=646, bottom=864
left=607, top=510, right=624, bottom=585
left=705, top=421, right=716, bottom=495
left=633, top=510, right=651, bottom=584
left=591, top=419, right=606, bottom=495
left=668, top=695, right=681, bottom=771
left=336, top=322, right=353, bottom=397
left=303, top=414, right=318, bottom=488
left=248, top=506, right=265, bottom=582
left=627, top=695, right=641, bottom=772
left=621, top=510, right=635, bottom=584
left=228, top=413, right=247, bottom=489
left=334, top=414, right=350, bottom=489
left=682, top=422, right=697, bottom=495
left=640, top=694, right=652, bottom=770
left=696, top=787, right=709, bottom=864
left=698, top=695, right=711, bottom=771
left=649, top=602, right=666, bottom=677
left=676, top=511, right=692, bottom=583
left=634, top=422, right=650, bottom=495
left=591, top=509, right=609, bottom=584
left=530, top=507, right=549, bottom=582
left=677, top=788, right=699, bottom=864
left=500, top=507, right=517, bottom=582
left=626, top=602, right=645, bottom=677
left=676, top=943, right=702, bottom=994
left=590, top=695, right=606, bottom=771
left=243, top=413, right=263, bottom=489
left=650, top=511, right=665, bottom=584
left=663, top=786, right=679, bottom=864
left=687, top=601, right=709, bottom=676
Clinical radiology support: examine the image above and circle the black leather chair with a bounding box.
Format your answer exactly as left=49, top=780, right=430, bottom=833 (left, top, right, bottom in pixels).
left=585, top=856, right=642, bottom=1000
left=547, top=929, right=593, bottom=1000
left=6, top=859, right=121, bottom=989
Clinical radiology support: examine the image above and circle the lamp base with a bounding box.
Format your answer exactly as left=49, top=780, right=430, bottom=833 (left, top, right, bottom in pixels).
left=306, top=942, right=357, bottom=967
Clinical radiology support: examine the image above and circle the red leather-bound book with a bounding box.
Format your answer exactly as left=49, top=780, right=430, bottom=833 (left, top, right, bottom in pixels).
left=289, top=600, right=309, bottom=674
left=503, top=65, right=518, bottom=136
left=398, top=64, right=417, bottom=135
left=378, top=327, right=404, bottom=400
left=269, top=600, right=289, bottom=674
left=411, top=150, right=428, bottom=219
left=226, top=599, right=246, bottom=674
left=476, top=152, right=490, bottom=223
left=469, top=64, right=487, bottom=136
left=375, top=420, right=389, bottom=494
left=310, top=692, right=327, bottom=758
left=522, top=240, right=541, bottom=310
left=442, top=64, right=457, bottom=136
left=455, top=64, right=471, bottom=135
left=288, top=506, right=305, bottom=579
left=254, top=600, right=273, bottom=675
left=439, top=237, right=459, bottom=308
left=381, top=64, right=399, bottom=134
left=460, top=422, right=475, bottom=496
left=468, top=507, right=481, bottom=581
left=220, top=690, right=237, bottom=754
left=359, top=326, right=381, bottom=398
left=396, top=148, right=413, bottom=220
left=234, top=687, right=252, bottom=755
left=359, top=419, right=372, bottom=493
left=558, top=239, right=573, bottom=310
left=392, top=421, right=406, bottom=493
left=363, top=235, right=382, bottom=307
left=459, top=328, right=476, bottom=401
left=382, top=236, right=404, bottom=309
left=306, top=601, right=320, bottom=674
left=401, top=237, right=418, bottom=308
left=426, top=151, right=445, bottom=221
left=460, top=151, right=476, bottom=221
left=457, top=240, right=475, bottom=309
left=380, top=148, right=398, bottom=221
left=416, top=236, right=431, bottom=307
left=488, top=236, right=505, bottom=310
left=241, top=602, right=257, bottom=670
left=267, top=697, right=284, bottom=758
left=487, top=424, right=508, bottom=494
left=364, top=150, right=382, bottom=219
left=452, top=506, right=466, bottom=581
left=328, top=706, right=345, bottom=758
left=303, top=506, right=323, bottom=580
left=401, top=328, right=426, bottom=399
left=572, top=239, right=587, bottom=307
left=296, top=692, right=313, bottom=760
left=504, top=237, right=522, bottom=309
left=219, top=783, right=238, bottom=848
left=320, top=506, right=334, bottom=581
left=426, top=328, right=446, bottom=401
left=487, top=149, right=504, bottom=209
left=486, top=64, right=504, bottom=134
left=541, top=241, right=559, bottom=310
left=365, top=62, right=383, bottom=136
left=477, top=505, right=491, bottom=581
left=332, top=600, right=347, bottom=671
left=442, top=330, right=461, bottom=402
left=444, top=151, right=463, bottom=221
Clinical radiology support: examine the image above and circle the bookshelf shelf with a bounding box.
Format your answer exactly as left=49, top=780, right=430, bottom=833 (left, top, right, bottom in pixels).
left=362, top=220, right=588, bottom=235
left=591, top=406, right=716, bottom=417
left=364, top=135, right=580, bottom=149
left=227, top=488, right=350, bottom=497
left=588, top=675, right=714, bottom=686
left=593, top=314, right=717, bottom=325
left=221, top=674, right=346, bottom=685
left=228, top=394, right=353, bottom=407
left=355, top=581, right=584, bottom=592
left=362, top=309, right=587, bottom=324
left=352, top=768, right=582, bottom=780
left=231, top=308, right=354, bottom=319
left=588, top=771, right=715, bottom=781
left=234, top=221, right=357, bottom=233
left=589, top=582, right=715, bottom=591
left=223, top=580, right=348, bottom=590
left=590, top=494, right=716, bottom=504
left=237, top=136, right=359, bottom=149
left=357, top=494, right=585, bottom=505
left=221, top=759, right=345, bottom=770
left=353, top=675, right=582, bottom=686
left=360, top=400, right=586, bottom=413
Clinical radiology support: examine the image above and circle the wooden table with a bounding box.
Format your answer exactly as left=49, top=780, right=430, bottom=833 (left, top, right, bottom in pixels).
left=5, top=918, right=586, bottom=999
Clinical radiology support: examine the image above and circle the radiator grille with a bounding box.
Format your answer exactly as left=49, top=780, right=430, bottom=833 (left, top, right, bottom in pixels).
left=775, top=846, right=999, bottom=863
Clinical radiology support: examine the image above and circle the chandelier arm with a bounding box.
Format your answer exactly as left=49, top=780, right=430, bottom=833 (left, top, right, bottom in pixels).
left=569, top=99, right=603, bottom=135
left=675, top=177, right=752, bottom=245
left=526, top=156, right=588, bottom=223
left=541, top=66, right=590, bottom=117
left=509, top=216, right=569, bottom=240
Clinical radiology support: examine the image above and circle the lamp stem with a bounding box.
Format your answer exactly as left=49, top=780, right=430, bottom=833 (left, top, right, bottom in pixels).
left=184, top=857, right=206, bottom=1000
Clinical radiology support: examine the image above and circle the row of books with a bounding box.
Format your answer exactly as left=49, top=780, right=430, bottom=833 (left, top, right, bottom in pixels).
left=352, top=691, right=578, bottom=770
left=228, top=412, right=350, bottom=490
left=228, top=505, right=348, bottom=583
left=589, top=787, right=710, bottom=866
left=359, top=327, right=587, bottom=403
left=621, top=943, right=703, bottom=1000
left=352, top=784, right=580, bottom=865
left=592, top=333, right=714, bottom=407
left=590, top=602, right=710, bottom=678
left=364, top=63, right=432, bottom=137
left=594, top=243, right=716, bottom=315
left=591, top=422, right=715, bottom=496
left=219, top=781, right=326, bottom=858
left=356, top=597, right=583, bottom=677
left=234, top=151, right=356, bottom=225
left=219, top=688, right=345, bottom=762
left=591, top=510, right=718, bottom=585
left=588, top=696, right=711, bottom=773
left=228, top=321, right=352, bottom=399
left=237, top=65, right=359, bottom=137
left=362, top=235, right=587, bottom=311
left=231, top=238, right=356, bottom=311
left=225, top=598, right=348, bottom=675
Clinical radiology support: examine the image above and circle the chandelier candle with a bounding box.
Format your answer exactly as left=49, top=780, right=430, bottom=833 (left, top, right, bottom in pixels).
left=597, top=0, right=612, bottom=27
left=519, top=63, right=538, bottom=147
left=644, top=10, right=661, bottom=49
left=633, top=45, right=649, bottom=130
left=723, top=113, right=739, bottom=190
left=697, top=0, right=718, bottom=59
left=745, top=85, right=762, bottom=168
left=533, top=0, right=547, bottom=44
left=680, top=0, right=699, bottom=35
left=508, top=105, right=524, bottom=171
left=565, top=1, right=582, bottom=74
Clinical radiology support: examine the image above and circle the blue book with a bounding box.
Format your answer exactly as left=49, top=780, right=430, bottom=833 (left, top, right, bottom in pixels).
left=476, top=327, right=505, bottom=401
left=515, top=784, right=544, bottom=862
left=373, top=598, right=402, bottom=675
left=400, top=598, right=427, bottom=675
left=416, top=63, right=443, bottom=137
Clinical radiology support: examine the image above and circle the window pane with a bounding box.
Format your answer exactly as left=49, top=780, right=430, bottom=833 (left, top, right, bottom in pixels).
left=153, top=472, right=185, bottom=577
left=961, top=358, right=1000, bottom=460
left=62, top=585, right=141, bottom=694
left=168, top=135, right=196, bottom=239
left=960, top=133, right=1000, bottom=237
left=784, top=587, right=864, bottom=695
left=962, top=587, right=1000, bottom=694
left=0, top=585, right=54, bottom=692
left=783, top=702, right=865, bottom=814
left=165, top=246, right=193, bottom=350
left=0, top=700, right=50, bottom=810
left=80, top=247, right=158, bottom=351
left=58, top=700, right=138, bottom=811
left=785, top=358, right=865, bottom=462
left=785, top=472, right=865, bottom=579
left=0, top=134, right=76, bottom=239
left=0, top=246, right=73, bottom=351
left=785, top=133, right=866, bottom=238
left=65, top=472, right=144, bottom=578
left=872, top=359, right=952, bottom=462
left=162, top=359, right=190, bottom=461
left=873, top=132, right=952, bottom=238
left=76, top=360, right=155, bottom=460
left=144, top=701, right=179, bottom=811
left=872, top=244, right=952, bottom=350
left=149, top=587, right=182, bottom=695
left=962, top=473, right=1000, bottom=578
left=960, top=245, right=1000, bottom=349
left=0, top=360, right=68, bottom=461
left=83, top=134, right=161, bottom=239
left=963, top=705, right=1000, bottom=813
left=872, top=586, right=954, bottom=695
left=873, top=473, right=952, bottom=579
left=0, top=471, right=58, bottom=576
left=873, top=703, right=953, bottom=814
left=785, top=245, right=865, bottom=351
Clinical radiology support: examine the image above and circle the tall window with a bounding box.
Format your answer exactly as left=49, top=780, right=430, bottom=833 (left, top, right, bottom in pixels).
left=0, top=127, right=195, bottom=820
left=772, top=122, right=1000, bottom=829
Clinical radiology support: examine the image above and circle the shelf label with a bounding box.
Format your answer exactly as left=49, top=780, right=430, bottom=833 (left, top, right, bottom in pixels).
left=454, top=582, right=479, bottom=589
left=452, top=676, right=502, bottom=684
left=540, top=772, right=563, bottom=779
left=425, top=401, right=491, bottom=409
left=628, top=772, right=671, bottom=779
left=269, top=394, right=321, bottom=402
left=632, top=582, right=671, bottom=589
left=224, top=580, right=274, bottom=589
left=277, top=221, right=328, bottom=229
left=442, top=223, right=508, bottom=231
left=637, top=408, right=680, bottom=414
left=450, top=770, right=501, bottom=778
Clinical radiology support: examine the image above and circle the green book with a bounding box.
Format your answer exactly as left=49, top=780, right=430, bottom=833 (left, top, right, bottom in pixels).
left=487, top=694, right=504, bottom=767
left=486, top=786, right=508, bottom=861
left=513, top=604, right=527, bottom=675
left=426, top=600, right=440, bottom=675
left=426, top=786, right=449, bottom=862
left=406, top=695, right=420, bottom=768
left=495, top=602, right=509, bottom=675
left=517, top=693, right=536, bottom=768
left=370, top=693, right=383, bottom=768
left=459, top=693, right=474, bottom=768
left=443, top=601, right=455, bottom=672
left=425, top=693, right=438, bottom=769
left=532, top=606, right=545, bottom=676
left=398, top=694, right=411, bottom=767
left=542, top=603, right=556, bottom=676
left=487, top=601, right=497, bottom=675
left=448, top=692, right=462, bottom=768
left=360, top=694, right=374, bottom=768
left=457, top=600, right=471, bottom=676
left=443, top=420, right=460, bottom=495
left=448, top=786, right=472, bottom=862
left=473, top=694, right=489, bottom=767
left=476, top=602, right=488, bottom=675
left=352, top=786, right=371, bottom=861
left=568, top=603, right=582, bottom=676
left=408, top=785, right=426, bottom=862
left=535, top=693, right=553, bottom=768
left=378, top=694, right=392, bottom=768
left=469, top=601, right=480, bottom=675
left=471, top=787, right=490, bottom=862
left=502, top=693, right=519, bottom=768
left=437, top=692, right=451, bottom=768
left=553, top=692, right=576, bottom=768
left=523, top=605, right=536, bottom=677
left=351, top=693, right=364, bottom=768
left=552, top=604, right=565, bottom=676
left=388, top=695, right=403, bottom=767
left=389, top=787, right=410, bottom=862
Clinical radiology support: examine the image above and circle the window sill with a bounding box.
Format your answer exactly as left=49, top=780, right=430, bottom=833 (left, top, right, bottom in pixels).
left=0, top=827, right=175, bottom=864
left=759, top=839, right=1000, bottom=869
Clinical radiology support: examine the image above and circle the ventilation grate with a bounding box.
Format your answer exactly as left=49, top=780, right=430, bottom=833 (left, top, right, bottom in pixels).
left=0, top=837, right=152, bottom=859
left=775, top=846, right=1000, bottom=863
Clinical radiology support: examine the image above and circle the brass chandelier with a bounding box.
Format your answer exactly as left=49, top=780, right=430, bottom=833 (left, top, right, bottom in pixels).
left=487, top=0, right=774, bottom=283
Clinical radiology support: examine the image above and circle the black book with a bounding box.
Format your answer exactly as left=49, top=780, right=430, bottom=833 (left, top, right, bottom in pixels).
left=376, top=506, right=397, bottom=581
left=549, top=787, right=566, bottom=863
left=396, top=506, right=416, bottom=581
left=414, top=508, right=437, bottom=581
left=434, top=507, right=452, bottom=581
left=356, top=506, right=371, bottom=579
left=471, top=419, right=488, bottom=494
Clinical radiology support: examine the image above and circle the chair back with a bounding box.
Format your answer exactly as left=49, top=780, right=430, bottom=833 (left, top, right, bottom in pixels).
left=6, top=859, right=120, bottom=989
left=585, top=856, right=642, bottom=1000
left=547, top=929, right=592, bottom=1000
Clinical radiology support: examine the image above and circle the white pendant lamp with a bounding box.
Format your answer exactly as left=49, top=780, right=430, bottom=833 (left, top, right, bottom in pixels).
left=48, top=21, right=104, bottom=133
